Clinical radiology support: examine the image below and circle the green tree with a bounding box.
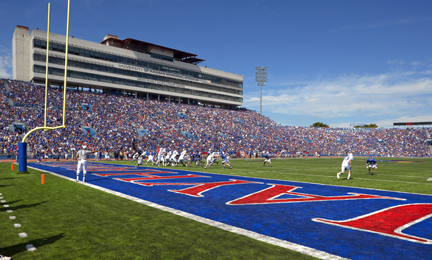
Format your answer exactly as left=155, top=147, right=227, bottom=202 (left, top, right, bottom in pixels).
left=354, top=123, right=378, bottom=128
left=310, top=122, right=329, bottom=127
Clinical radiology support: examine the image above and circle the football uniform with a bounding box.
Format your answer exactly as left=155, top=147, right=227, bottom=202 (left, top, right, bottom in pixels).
left=340, top=155, right=354, bottom=173
left=206, top=153, right=214, bottom=167
left=366, top=158, right=377, bottom=169
left=171, top=150, right=179, bottom=165
left=179, top=150, right=187, bottom=165
left=137, top=155, right=143, bottom=166
left=146, top=152, right=155, bottom=165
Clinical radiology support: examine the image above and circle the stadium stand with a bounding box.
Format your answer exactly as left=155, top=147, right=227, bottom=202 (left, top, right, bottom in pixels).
left=0, top=79, right=431, bottom=160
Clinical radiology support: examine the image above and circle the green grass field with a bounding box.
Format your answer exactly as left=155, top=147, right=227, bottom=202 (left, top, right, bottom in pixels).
left=1, top=157, right=431, bottom=259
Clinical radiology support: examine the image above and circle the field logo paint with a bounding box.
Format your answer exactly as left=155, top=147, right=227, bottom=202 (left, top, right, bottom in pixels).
left=169, top=179, right=262, bottom=197
left=109, top=170, right=210, bottom=185
left=28, top=162, right=432, bottom=259
left=227, top=184, right=405, bottom=205
left=313, top=203, right=432, bottom=244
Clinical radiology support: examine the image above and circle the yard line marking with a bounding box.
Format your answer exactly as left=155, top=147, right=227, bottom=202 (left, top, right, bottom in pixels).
left=26, top=244, right=36, bottom=251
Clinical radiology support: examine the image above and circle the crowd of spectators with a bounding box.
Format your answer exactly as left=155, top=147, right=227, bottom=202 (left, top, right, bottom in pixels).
left=0, top=78, right=431, bottom=160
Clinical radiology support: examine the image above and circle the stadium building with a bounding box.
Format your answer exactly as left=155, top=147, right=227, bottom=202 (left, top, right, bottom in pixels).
left=12, top=25, right=243, bottom=108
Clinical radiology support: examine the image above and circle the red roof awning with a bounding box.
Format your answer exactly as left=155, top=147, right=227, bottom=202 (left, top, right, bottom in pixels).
left=101, top=37, right=205, bottom=64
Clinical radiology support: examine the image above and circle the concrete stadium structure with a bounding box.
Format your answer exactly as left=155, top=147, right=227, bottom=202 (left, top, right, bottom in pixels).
left=12, top=25, right=243, bottom=108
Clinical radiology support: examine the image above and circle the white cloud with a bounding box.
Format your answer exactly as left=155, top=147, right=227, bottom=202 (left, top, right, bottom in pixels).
left=387, top=59, right=405, bottom=65
left=331, top=17, right=432, bottom=32
left=244, top=70, right=432, bottom=126
left=0, top=50, right=12, bottom=78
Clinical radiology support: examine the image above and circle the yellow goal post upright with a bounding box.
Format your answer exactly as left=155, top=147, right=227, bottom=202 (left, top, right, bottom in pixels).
left=19, top=0, right=71, bottom=172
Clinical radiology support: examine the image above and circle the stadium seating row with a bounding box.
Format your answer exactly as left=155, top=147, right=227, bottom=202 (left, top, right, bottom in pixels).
left=0, top=78, right=430, bottom=159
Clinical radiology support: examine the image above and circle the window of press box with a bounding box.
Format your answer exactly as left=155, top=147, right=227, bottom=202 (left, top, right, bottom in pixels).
left=34, top=65, right=241, bottom=102
left=33, top=40, right=242, bottom=88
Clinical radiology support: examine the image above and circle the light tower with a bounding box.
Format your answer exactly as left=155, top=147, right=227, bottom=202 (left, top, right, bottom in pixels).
left=255, top=66, right=267, bottom=115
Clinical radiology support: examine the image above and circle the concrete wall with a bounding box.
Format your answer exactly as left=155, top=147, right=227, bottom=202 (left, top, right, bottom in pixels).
left=12, top=26, right=32, bottom=81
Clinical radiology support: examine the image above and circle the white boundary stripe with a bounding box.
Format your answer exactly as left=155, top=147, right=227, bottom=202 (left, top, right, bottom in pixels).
left=29, top=165, right=348, bottom=260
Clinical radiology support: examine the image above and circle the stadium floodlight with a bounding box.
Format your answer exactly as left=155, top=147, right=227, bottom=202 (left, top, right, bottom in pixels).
left=255, top=66, right=268, bottom=115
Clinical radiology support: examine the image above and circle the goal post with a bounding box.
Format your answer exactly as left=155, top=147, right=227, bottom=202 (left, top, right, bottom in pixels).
left=18, top=0, right=71, bottom=172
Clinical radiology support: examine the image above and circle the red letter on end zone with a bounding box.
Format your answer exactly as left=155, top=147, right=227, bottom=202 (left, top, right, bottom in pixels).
left=169, top=179, right=261, bottom=197
left=313, top=203, right=432, bottom=244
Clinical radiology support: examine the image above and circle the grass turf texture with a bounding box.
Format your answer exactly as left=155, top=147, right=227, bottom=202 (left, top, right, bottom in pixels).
left=1, top=157, right=431, bottom=259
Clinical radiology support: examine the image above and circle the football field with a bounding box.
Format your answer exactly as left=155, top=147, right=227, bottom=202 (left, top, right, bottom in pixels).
left=1, top=157, right=431, bottom=259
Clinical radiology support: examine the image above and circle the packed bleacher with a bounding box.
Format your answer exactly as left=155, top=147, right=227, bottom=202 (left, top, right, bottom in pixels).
left=0, top=78, right=431, bottom=160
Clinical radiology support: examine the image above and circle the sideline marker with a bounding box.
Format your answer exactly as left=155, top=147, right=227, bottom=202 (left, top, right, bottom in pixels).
left=26, top=244, right=36, bottom=251
left=42, top=174, right=45, bottom=184
left=11, top=164, right=14, bottom=170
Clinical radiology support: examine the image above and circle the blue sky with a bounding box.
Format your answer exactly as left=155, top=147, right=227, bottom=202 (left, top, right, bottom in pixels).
left=1, top=0, right=431, bottom=127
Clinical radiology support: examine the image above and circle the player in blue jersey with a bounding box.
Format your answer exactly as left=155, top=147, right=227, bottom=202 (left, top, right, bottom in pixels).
left=366, top=156, right=377, bottom=175
left=337, top=153, right=354, bottom=180
left=190, top=151, right=203, bottom=167
left=263, top=151, right=272, bottom=167
left=220, top=150, right=232, bottom=169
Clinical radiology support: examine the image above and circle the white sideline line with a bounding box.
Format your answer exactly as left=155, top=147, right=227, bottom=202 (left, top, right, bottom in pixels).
left=29, top=166, right=348, bottom=260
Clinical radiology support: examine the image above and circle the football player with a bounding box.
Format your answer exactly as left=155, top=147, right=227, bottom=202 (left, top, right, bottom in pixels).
left=337, top=153, right=354, bottom=180
left=366, top=156, right=377, bottom=175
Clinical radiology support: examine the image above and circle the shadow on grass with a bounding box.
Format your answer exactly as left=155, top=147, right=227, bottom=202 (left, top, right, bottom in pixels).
left=1, top=199, right=21, bottom=205
left=0, top=233, right=65, bottom=257
left=0, top=185, right=13, bottom=188
left=0, top=201, right=46, bottom=212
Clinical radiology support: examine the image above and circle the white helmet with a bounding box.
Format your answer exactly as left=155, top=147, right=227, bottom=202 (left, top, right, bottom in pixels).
left=348, top=153, right=354, bottom=158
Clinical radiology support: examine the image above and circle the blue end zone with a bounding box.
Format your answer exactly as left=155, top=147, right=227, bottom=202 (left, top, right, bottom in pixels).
left=28, top=162, right=432, bottom=260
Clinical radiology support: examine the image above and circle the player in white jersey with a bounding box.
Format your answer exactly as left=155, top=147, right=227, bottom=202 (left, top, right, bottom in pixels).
left=131, top=151, right=139, bottom=163
left=205, top=152, right=214, bottom=169
left=146, top=152, right=156, bottom=165
left=136, top=154, right=143, bottom=168
left=185, top=152, right=192, bottom=167
left=104, top=151, right=110, bottom=161
left=165, top=150, right=172, bottom=166
left=156, top=149, right=162, bottom=165
left=76, top=145, right=96, bottom=182
left=171, top=150, right=179, bottom=166
left=211, top=151, right=220, bottom=165
left=178, top=149, right=188, bottom=166
left=156, top=148, right=164, bottom=166
left=337, top=153, right=354, bottom=180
